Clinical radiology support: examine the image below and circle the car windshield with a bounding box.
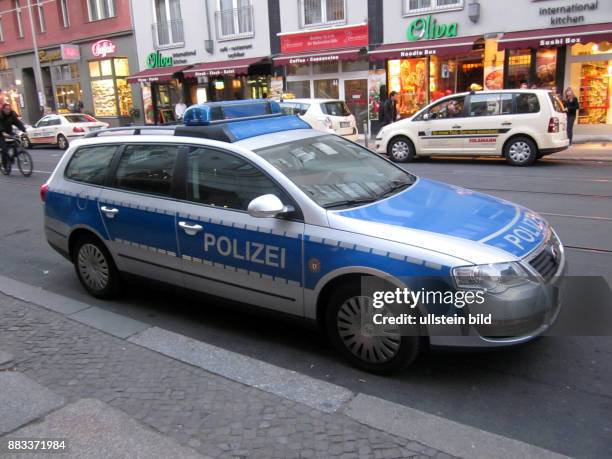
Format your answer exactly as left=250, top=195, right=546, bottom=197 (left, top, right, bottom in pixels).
left=65, top=114, right=96, bottom=123
left=255, top=135, right=415, bottom=209
left=321, top=102, right=351, bottom=117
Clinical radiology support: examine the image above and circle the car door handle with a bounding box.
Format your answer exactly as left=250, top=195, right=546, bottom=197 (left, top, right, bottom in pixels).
left=100, top=206, right=119, bottom=219
left=452, top=125, right=462, bottom=129
left=501, top=122, right=512, bottom=126
left=178, top=221, right=203, bottom=236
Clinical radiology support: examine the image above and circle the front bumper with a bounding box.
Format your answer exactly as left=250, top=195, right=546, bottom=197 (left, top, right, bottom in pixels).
left=430, top=235, right=566, bottom=348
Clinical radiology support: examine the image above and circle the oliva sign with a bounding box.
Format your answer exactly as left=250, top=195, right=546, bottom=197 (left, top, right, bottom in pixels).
left=407, top=15, right=458, bottom=41
left=146, top=51, right=173, bottom=69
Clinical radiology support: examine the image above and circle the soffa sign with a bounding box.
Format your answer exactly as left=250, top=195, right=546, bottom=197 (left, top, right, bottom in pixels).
left=91, top=39, right=117, bottom=58
left=407, top=15, right=458, bottom=41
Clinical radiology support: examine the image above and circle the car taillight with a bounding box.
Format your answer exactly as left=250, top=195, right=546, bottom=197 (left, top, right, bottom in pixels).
left=105, top=123, right=111, bottom=128
left=40, top=183, right=49, bottom=202
left=73, top=126, right=85, bottom=133
left=548, top=117, right=559, bottom=133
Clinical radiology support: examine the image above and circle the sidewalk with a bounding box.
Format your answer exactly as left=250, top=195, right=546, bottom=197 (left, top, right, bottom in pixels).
left=0, top=279, right=569, bottom=459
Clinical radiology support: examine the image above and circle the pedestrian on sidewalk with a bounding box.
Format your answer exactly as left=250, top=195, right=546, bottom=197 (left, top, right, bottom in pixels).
left=563, top=87, right=579, bottom=145
left=381, top=91, right=398, bottom=126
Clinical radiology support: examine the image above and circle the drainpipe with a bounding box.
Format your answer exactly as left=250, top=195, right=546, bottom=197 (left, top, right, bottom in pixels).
left=204, top=0, right=214, bottom=54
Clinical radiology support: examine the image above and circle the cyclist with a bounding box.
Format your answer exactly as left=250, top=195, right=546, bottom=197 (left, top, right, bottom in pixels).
left=0, top=103, right=27, bottom=171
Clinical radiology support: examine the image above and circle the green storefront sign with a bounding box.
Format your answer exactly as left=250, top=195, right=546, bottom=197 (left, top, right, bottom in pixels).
left=146, top=51, right=173, bottom=69
left=407, top=15, right=458, bottom=41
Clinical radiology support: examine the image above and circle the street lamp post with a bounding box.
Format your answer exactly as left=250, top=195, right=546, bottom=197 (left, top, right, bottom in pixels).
left=26, top=0, right=46, bottom=114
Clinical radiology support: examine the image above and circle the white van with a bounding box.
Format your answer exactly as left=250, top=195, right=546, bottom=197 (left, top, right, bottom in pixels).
left=375, top=90, right=569, bottom=166
left=279, top=99, right=358, bottom=141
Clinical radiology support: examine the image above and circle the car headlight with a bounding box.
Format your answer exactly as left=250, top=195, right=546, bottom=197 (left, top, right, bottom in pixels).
left=452, top=262, right=531, bottom=294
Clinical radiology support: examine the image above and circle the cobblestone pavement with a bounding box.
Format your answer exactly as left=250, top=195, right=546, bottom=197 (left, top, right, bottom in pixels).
left=0, top=294, right=454, bottom=459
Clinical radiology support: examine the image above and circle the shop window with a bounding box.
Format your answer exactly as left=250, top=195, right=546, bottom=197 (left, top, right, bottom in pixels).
left=430, top=56, right=456, bottom=100
left=507, top=49, right=531, bottom=89
left=53, top=64, right=80, bottom=82
left=572, top=42, right=612, bottom=56
left=89, top=58, right=133, bottom=117
left=299, top=0, right=345, bottom=28
left=342, top=59, right=368, bottom=73
left=535, top=48, right=556, bottom=90
left=388, top=58, right=428, bottom=117
left=287, top=63, right=310, bottom=76
left=313, top=60, right=338, bottom=75
left=575, top=61, right=611, bottom=125
left=14, top=0, right=24, bottom=38
left=216, top=0, right=253, bottom=40
left=286, top=81, right=311, bottom=98
left=153, top=0, right=184, bottom=47
left=403, top=0, right=463, bottom=16
left=55, top=84, right=82, bottom=113
left=87, top=0, right=116, bottom=21
left=314, top=79, right=339, bottom=99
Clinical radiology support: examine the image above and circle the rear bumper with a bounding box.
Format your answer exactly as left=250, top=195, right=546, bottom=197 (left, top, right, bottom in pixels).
left=540, top=146, right=569, bottom=155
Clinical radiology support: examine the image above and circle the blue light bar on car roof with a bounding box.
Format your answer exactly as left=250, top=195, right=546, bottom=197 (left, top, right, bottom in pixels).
left=182, top=99, right=282, bottom=126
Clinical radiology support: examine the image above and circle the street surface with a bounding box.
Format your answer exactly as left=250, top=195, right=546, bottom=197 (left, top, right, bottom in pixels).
left=0, top=145, right=611, bottom=458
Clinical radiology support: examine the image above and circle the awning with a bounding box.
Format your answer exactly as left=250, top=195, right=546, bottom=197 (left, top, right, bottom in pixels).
left=369, top=35, right=482, bottom=61
left=183, top=57, right=267, bottom=78
left=273, top=48, right=363, bottom=66
left=126, top=65, right=191, bottom=84
left=498, top=23, right=612, bottom=50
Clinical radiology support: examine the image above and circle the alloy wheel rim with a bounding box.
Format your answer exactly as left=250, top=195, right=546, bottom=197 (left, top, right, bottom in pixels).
left=59, top=137, right=67, bottom=149
left=77, top=244, right=109, bottom=291
left=509, top=141, right=531, bottom=163
left=391, top=141, right=409, bottom=160
left=336, top=295, right=402, bottom=364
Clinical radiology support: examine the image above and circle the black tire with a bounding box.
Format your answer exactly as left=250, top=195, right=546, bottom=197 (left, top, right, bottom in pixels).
left=57, top=134, right=69, bottom=150
left=72, top=235, right=121, bottom=299
left=504, top=136, right=538, bottom=166
left=387, top=136, right=415, bottom=163
left=0, top=154, right=11, bottom=175
left=21, top=136, right=33, bottom=149
left=325, top=281, right=421, bottom=374
left=17, top=151, right=33, bottom=177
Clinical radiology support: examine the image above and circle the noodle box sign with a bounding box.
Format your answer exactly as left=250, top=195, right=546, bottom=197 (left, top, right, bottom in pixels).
left=91, top=40, right=117, bottom=58
left=407, top=15, right=458, bottom=41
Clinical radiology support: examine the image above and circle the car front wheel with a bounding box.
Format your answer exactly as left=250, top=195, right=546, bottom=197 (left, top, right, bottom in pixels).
left=388, top=137, right=415, bottom=163
left=325, top=281, right=421, bottom=374
left=21, top=136, right=32, bottom=149
left=504, top=137, right=537, bottom=166
left=57, top=134, right=69, bottom=150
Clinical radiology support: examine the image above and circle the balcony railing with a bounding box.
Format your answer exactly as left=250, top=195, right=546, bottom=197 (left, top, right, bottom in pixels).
left=152, top=19, right=185, bottom=49
left=215, top=5, right=254, bottom=41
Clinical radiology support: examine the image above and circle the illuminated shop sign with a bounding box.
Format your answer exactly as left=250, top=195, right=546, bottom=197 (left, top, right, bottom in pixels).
left=146, top=51, right=173, bottom=69
left=407, top=15, right=458, bottom=41
left=91, top=40, right=117, bottom=58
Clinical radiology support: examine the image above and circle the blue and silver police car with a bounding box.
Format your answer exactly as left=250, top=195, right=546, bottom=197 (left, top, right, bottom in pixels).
left=42, top=100, right=565, bottom=373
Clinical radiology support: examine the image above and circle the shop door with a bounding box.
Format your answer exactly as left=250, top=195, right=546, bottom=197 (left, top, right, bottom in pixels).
left=457, top=59, right=484, bottom=93
left=343, top=79, right=368, bottom=133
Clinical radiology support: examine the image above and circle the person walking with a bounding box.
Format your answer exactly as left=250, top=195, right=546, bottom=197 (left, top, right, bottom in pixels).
left=381, top=91, right=398, bottom=126
left=174, top=98, right=187, bottom=121
left=563, top=87, right=579, bottom=145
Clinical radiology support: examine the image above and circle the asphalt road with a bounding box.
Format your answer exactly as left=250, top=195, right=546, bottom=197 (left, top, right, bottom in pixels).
left=1, top=145, right=611, bottom=458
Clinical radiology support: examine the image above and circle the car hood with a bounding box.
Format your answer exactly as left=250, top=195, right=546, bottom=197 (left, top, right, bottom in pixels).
left=332, top=177, right=548, bottom=260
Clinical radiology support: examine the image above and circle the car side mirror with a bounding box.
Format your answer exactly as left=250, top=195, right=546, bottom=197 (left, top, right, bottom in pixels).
left=247, top=194, right=293, bottom=218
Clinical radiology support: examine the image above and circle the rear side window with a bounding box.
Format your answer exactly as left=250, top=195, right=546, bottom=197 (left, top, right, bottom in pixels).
left=548, top=93, right=565, bottom=113
left=48, top=118, right=62, bottom=126
left=65, top=145, right=117, bottom=185
left=468, top=94, right=508, bottom=117
left=321, top=102, right=350, bottom=117
left=114, top=145, right=179, bottom=197
left=515, top=93, right=540, bottom=114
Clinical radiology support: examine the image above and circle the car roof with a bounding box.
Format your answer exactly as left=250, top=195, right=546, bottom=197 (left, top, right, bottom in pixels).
left=279, top=98, right=343, bottom=104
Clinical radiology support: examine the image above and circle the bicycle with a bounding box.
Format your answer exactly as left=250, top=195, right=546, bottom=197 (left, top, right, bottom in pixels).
left=1, top=134, right=33, bottom=177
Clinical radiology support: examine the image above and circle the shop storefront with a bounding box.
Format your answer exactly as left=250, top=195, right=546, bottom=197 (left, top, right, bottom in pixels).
left=275, top=24, right=370, bottom=131
left=0, top=58, right=23, bottom=116
left=498, top=22, right=612, bottom=133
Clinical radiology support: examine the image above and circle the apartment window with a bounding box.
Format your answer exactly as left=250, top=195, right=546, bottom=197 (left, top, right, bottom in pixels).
left=216, top=0, right=253, bottom=40
left=87, top=0, right=116, bottom=21
left=300, top=0, right=345, bottom=28
left=58, top=0, right=70, bottom=27
left=153, top=0, right=184, bottom=47
left=35, top=0, right=46, bottom=33
left=0, top=16, right=4, bottom=42
left=403, top=0, right=463, bottom=16
left=14, top=0, right=24, bottom=38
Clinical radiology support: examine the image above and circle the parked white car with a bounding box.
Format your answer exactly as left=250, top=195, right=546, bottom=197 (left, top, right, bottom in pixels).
left=23, top=114, right=109, bottom=150
left=279, top=99, right=358, bottom=141
left=375, top=89, right=569, bottom=166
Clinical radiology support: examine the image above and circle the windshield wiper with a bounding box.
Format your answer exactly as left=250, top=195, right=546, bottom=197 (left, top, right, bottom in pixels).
left=323, top=197, right=380, bottom=209
left=377, top=181, right=413, bottom=199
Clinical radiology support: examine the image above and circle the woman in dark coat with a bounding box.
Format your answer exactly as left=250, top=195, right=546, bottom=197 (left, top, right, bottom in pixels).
left=564, top=87, right=579, bottom=145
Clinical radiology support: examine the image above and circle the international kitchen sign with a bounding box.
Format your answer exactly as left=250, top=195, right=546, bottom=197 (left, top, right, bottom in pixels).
left=407, top=15, right=458, bottom=41
left=146, top=51, right=173, bottom=69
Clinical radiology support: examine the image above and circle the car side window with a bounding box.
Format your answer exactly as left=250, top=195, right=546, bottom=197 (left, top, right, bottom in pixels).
left=36, top=118, right=48, bottom=128
left=48, top=118, right=62, bottom=126
left=186, top=147, right=285, bottom=211
left=515, top=93, right=540, bottom=114
left=114, top=144, right=179, bottom=197
left=299, top=104, right=310, bottom=115
left=427, top=97, right=466, bottom=120
left=65, top=145, right=118, bottom=185
left=468, top=94, right=503, bottom=117
left=280, top=104, right=296, bottom=115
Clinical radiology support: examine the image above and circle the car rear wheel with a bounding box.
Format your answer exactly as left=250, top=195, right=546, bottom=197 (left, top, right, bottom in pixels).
left=73, top=235, right=121, bottom=299
left=504, top=137, right=537, bottom=166
left=388, top=137, right=415, bottom=163
left=21, top=136, right=32, bottom=149
left=325, top=281, right=421, bottom=374
left=57, top=134, right=69, bottom=150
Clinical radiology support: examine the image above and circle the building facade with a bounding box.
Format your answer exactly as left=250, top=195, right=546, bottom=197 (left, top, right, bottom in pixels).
left=0, top=0, right=142, bottom=126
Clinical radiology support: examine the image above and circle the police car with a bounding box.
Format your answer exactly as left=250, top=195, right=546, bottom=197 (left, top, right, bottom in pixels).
left=376, top=89, right=569, bottom=166
left=42, top=100, right=565, bottom=373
